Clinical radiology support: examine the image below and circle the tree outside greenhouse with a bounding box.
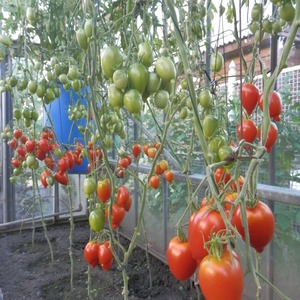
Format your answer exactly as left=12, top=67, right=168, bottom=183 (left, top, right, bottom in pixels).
left=0, top=0, right=300, bottom=299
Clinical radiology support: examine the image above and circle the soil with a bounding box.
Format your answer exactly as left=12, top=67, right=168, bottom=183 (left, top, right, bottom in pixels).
left=0, top=221, right=199, bottom=300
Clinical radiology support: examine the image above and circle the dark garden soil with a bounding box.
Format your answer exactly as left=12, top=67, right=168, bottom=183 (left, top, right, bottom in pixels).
left=0, top=220, right=199, bottom=300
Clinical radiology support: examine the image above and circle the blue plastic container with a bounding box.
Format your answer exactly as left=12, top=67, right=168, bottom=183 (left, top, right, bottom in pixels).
left=44, top=84, right=88, bottom=174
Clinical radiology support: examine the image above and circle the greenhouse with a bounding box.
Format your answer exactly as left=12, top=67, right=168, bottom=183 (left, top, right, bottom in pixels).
left=0, top=0, right=300, bottom=299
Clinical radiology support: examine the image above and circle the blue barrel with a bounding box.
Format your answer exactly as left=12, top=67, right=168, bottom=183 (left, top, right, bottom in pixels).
left=44, top=84, right=88, bottom=174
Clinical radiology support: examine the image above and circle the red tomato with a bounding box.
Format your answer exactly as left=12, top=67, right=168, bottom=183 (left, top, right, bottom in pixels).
left=258, top=91, right=282, bottom=121
left=241, top=83, right=259, bottom=116
left=116, top=185, right=130, bottom=209
left=237, top=119, right=258, bottom=143
left=97, top=178, right=111, bottom=203
left=214, top=167, right=231, bottom=187
left=40, top=170, right=53, bottom=188
left=44, top=155, right=55, bottom=170
left=106, top=204, right=125, bottom=229
left=98, top=241, right=113, bottom=271
left=118, top=157, right=129, bottom=169
left=37, top=138, right=51, bottom=153
left=16, top=146, right=26, bottom=158
left=84, top=241, right=100, bottom=268
left=188, top=206, right=226, bottom=263
left=199, top=250, right=244, bottom=300
left=57, top=157, right=70, bottom=173
left=164, top=170, right=175, bottom=183
left=65, top=151, right=75, bottom=170
left=115, top=166, right=126, bottom=178
left=25, top=139, right=36, bottom=153
left=11, top=157, right=21, bottom=168
left=232, top=200, right=275, bottom=253
left=132, top=143, right=142, bottom=158
left=8, top=138, right=18, bottom=150
left=257, top=121, right=278, bottom=153
left=123, top=195, right=132, bottom=212
left=13, top=129, right=22, bottom=139
left=154, top=164, right=164, bottom=175
left=19, top=135, right=28, bottom=144
left=149, top=175, right=160, bottom=189
left=54, top=171, right=68, bottom=185
left=166, top=236, right=197, bottom=281
left=35, top=148, right=47, bottom=161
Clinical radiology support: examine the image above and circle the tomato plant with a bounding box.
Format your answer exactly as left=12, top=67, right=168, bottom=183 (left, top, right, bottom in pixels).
left=166, top=236, right=197, bottom=281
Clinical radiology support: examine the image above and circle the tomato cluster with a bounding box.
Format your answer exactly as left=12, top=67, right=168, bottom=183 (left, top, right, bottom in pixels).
left=101, top=42, right=176, bottom=116
left=84, top=240, right=113, bottom=272
left=2, top=118, right=84, bottom=186
left=240, top=83, right=281, bottom=153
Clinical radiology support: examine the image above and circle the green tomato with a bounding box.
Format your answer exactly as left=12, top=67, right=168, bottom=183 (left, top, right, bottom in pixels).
left=28, top=80, right=38, bottom=94
left=249, top=21, right=259, bottom=34
left=155, top=56, right=176, bottom=82
left=101, top=46, right=123, bottom=80
left=84, top=177, right=97, bottom=197
left=272, top=21, right=282, bottom=33
left=279, top=0, right=295, bottom=23
left=218, top=145, right=234, bottom=172
left=262, top=19, right=273, bottom=34
left=210, top=52, right=224, bottom=73
left=68, top=65, right=79, bottom=80
left=44, top=88, right=56, bottom=104
left=124, top=89, right=143, bottom=115
left=203, top=115, right=218, bottom=139
left=89, top=209, right=105, bottom=233
left=179, top=106, right=188, bottom=119
left=198, top=88, right=212, bottom=108
left=154, top=90, right=169, bottom=109
left=108, top=84, right=124, bottom=108
left=13, top=108, right=22, bottom=120
left=76, top=28, right=89, bottom=51
left=17, top=79, right=28, bottom=91
left=31, top=110, right=39, bottom=121
left=251, top=3, right=262, bottom=21
left=138, top=41, right=153, bottom=67
left=146, top=72, right=161, bottom=94
left=128, top=62, right=148, bottom=94
left=113, top=69, right=128, bottom=90
left=22, top=107, right=31, bottom=120
left=84, top=18, right=94, bottom=38
left=36, top=83, right=46, bottom=98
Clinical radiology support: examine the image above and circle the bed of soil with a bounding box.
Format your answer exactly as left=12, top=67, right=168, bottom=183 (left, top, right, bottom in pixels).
left=0, top=220, right=199, bottom=300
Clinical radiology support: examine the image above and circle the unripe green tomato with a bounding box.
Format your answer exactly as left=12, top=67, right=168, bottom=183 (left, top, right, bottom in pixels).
left=28, top=80, right=38, bottom=94
left=84, top=18, right=94, bottom=38
left=44, top=88, right=56, bottom=104
left=76, top=28, right=89, bottom=51
left=23, top=107, right=31, bottom=120
left=59, top=73, right=68, bottom=84
left=198, top=88, right=212, bottom=108
left=146, top=72, right=161, bottom=94
left=154, top=90, right=169, bottom=109
left=113, top=69, right=128, bottom=90
left=203, top=115, right=218, bottom=139
left=249, top=21, right=259, bottom=34
left=84, top=177, right=97, bottom=197
left=128, top=62, right=149, bottom=94
left=101, top=46, right=123, bottom=80
left=254, top=30, right=264, bottom=43
left=138, top=41, right=154, bottom=67
left=272, top=21, right=282, bottom=33
left=36, top=83, right=46, bottom=98
left=179, top=106, right=188, bottom=119
left=108, top=84, right=124, bottom=108
left=17, top=79, right=28, bottom=91
left=31, top=110, right=39, bottom=121
left=251, top=3, right=262, bottom=21
left=124, top=89, right=143, bottom=115
left=262, top=19, right=273, bottom=34
left=155, top=56, right=176, bottom=82
left=89, top=209, right=105, bottom=233
left=279, top=0, right=295, bottom=23
left=210, top=52, right=224, bottom=73
left=13, top=109, right=22, bottom=120
left=68, top=65, right=79, bottom=80
left=9, top=76, right=18, bottom=88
